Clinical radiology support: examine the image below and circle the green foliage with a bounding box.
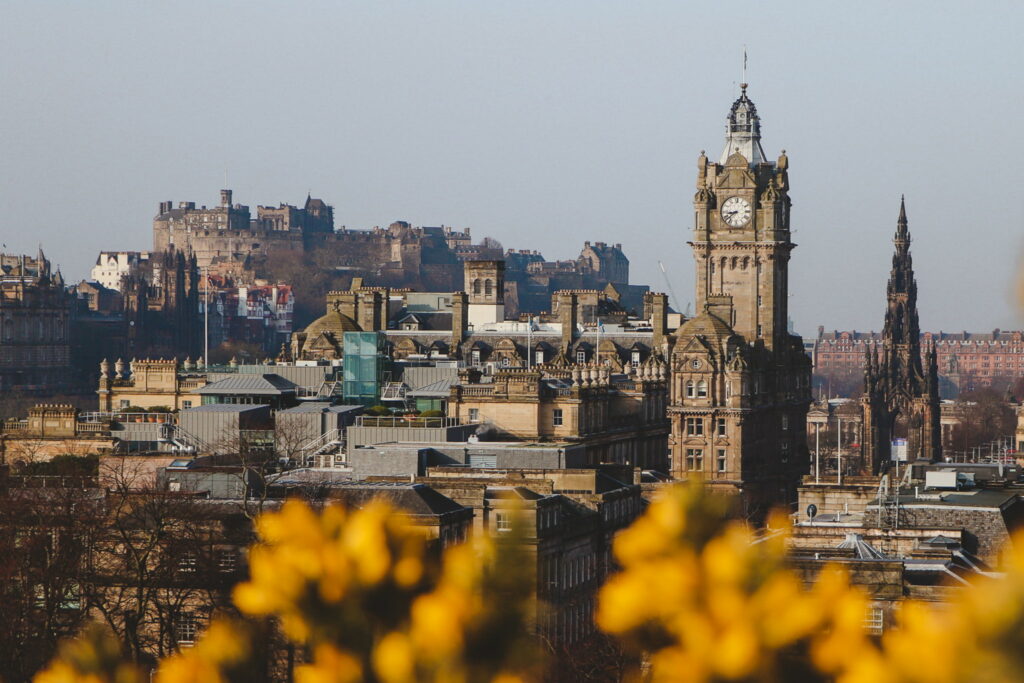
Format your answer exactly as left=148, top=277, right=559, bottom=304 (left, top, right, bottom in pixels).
left=419, top=410, right=444, bottom=418
left=365, top=405, right=392, bottom=416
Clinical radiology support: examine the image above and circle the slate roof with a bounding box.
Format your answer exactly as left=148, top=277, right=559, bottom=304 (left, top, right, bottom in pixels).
left=195, top=374, right=298, bottom=395
left=271, top=479, right=466, bottom=516
left=484, top=486, right=545, bottom=501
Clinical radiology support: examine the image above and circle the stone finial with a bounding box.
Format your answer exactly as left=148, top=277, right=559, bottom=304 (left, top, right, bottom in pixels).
left=196, top=356, right=205, bottom=369
left=114, top=358, right=125, bottom=379
left=99, top=358, right=110, bottom=379
left=229, top=356, right=238, bottom=368
left=183, top=357, right=194, bottom=371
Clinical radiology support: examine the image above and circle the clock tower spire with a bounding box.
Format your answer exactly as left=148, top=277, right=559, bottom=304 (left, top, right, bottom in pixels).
left=720, top=84, right=767, bottom=165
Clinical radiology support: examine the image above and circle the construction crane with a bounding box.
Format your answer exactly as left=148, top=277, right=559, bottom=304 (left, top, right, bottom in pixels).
left=658, top=261, right=686, bottom=316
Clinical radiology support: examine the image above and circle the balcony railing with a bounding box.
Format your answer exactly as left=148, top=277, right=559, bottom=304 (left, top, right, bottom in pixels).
left=354, top=416, right=467, bottom=429
left=80, top=411, right=175, bottom=425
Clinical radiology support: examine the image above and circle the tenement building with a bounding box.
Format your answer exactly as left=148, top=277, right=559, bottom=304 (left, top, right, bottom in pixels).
left=0, top=251, right=73, bottom=393
left=668, top=84, right=812, bottom=515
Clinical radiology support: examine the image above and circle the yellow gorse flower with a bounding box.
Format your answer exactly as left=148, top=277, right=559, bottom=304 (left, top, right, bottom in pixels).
left=37, top=481, right=1024, bottom=683
left=598, top=483, right=873, bottom=682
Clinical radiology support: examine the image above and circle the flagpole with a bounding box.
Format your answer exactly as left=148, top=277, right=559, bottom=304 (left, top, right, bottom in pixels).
left=527, top=318, right=532, bottom=371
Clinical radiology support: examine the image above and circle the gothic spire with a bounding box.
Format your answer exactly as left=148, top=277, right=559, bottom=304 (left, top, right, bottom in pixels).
left=881, top=197, right=925, bottom=395
left=895, top=194, right=910, bottom=244
left=720, top=84, right=767, bottom=165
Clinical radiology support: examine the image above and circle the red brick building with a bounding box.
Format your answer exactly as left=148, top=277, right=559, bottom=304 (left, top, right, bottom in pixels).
left=812, top=327, right=1024, bottom=396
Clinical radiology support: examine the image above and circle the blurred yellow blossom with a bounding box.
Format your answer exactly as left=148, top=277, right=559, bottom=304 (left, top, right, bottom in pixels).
left=43, top=481, right=1024, bottom=683
left=34, top=624, right=143, bottom=683
left=599, top=483, right=873, bottom=682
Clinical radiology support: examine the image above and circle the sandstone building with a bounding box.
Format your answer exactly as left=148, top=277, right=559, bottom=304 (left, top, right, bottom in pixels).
left=0, top=251, right=73, bottom=393
left=667, top=84, right=812, bottom=514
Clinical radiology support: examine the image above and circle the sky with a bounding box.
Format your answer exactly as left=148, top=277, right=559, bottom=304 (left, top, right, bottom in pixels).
left=2, top=1, right=1023, bottom=336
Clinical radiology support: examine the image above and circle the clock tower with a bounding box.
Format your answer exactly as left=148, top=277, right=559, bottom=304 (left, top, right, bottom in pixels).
left=669, top=84, right=812, bottom=519
left=692, top=84, right=791, bottom=350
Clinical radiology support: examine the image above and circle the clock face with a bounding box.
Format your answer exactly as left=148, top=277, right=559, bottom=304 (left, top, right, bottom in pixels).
left=721, top=196, right=752, bottom=227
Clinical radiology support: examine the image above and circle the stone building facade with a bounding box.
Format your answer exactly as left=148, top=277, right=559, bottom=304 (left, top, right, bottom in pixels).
left=0, top=251, right=73, bottom=393
left=667, top=85, right=812, bottom=515
left=448, top=366, right=669, bottom=471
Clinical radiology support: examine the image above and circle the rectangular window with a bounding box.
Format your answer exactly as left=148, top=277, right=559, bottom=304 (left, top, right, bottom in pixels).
left=182, top=400, right=192, bottom=409
left=216, top=550, right=237, bottom=573
left=553, top=408, right=564, bottom=427
left=119, top=400, right=130, bottom=409
left=576, top=350, right=586, bottom=364
left=781, top=414, right=789, bottom=431
left=717, top=449, right=727, bottom=472
left=686, top=418, right=704, bottom=436
left=468, top=408, right=479, bottom=422
left=176, top=616, right=198, bottom=647
left=716, top=417, right=727, bottom=437
left=685, top=448, right=703, bottom=471
left=178, top=550, right=197, bottom=573
left=495, top=511, right=512, bottom=532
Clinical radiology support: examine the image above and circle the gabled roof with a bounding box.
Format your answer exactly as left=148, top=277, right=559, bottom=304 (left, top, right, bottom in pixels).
left=407, top=377, right=456, bottom=398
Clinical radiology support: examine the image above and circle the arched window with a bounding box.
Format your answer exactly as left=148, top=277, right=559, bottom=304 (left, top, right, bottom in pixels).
left=685, top=381, right=695, bottom=398
left=484, top=279, right=493, bottom=296
left=697, top=380, right=708, bottom=398
left=472, top=279, right=481, bottom=295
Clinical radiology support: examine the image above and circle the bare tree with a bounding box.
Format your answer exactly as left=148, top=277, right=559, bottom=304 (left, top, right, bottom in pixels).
left=86, top=472, right=249, bottom=669
left=0, top=476, right=100, bottom=680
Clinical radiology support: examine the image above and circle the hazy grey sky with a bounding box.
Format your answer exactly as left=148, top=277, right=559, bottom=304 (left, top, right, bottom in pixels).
left=2, top=1, right=1022, bottom=335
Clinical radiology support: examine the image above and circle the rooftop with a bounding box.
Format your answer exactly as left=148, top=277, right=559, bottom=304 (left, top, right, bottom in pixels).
left=196, top=374, right=298, bottom=396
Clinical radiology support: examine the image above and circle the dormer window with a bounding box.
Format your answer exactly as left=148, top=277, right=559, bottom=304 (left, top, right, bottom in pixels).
left=535, top=350, right=544, bottom=365
left=576, top=350, right=586, bottom=364
left=631, top=351, right=641, bottom=364
left=471, top=349, right=481, bottom=365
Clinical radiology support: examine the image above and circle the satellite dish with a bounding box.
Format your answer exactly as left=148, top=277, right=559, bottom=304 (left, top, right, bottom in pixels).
left=806, top=503, right=818, bottom=519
